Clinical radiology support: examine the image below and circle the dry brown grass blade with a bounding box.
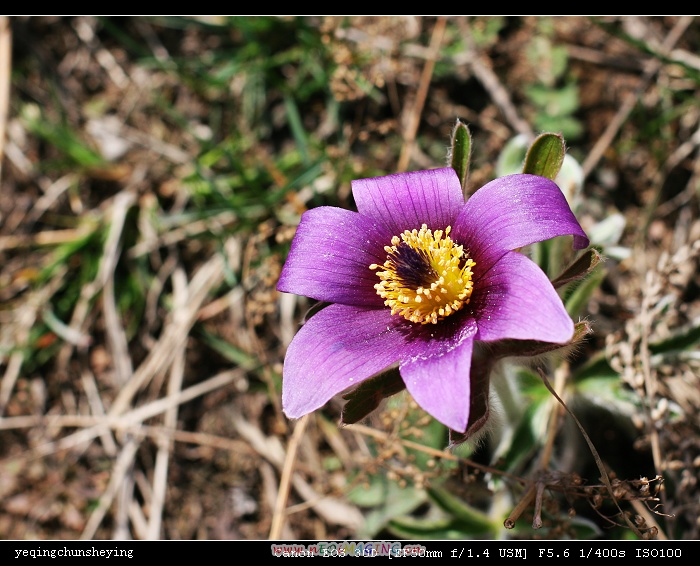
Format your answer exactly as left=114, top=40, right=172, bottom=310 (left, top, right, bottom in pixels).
left=269, top=414, right=309, bottom=539
left=0, top=369, right=245, bottom=462
left=231, top=410, right=364, bottom=534
left=147, top=267, right=188, bottom=540
left=80, top=435, right=140, bottom=540
left=0, top=268, right=67, bottom=416
left=100, top=192, right=137, bottom=386
left=127, top=212, right=238, bottom=259
left=108, top=253, right=225, bottom=417
left=0, top=367, right=244, bottom=539
left=397, top=16, right=446, bottom=173
left=0, top=16, right=10, bottom=182
left=462, top=19, right=533, bottom=140
left=581, top=16, right=694, bottom=180
left=51, top=192, right=135, bottom=375
left=81, top=367, right=118, bottom=457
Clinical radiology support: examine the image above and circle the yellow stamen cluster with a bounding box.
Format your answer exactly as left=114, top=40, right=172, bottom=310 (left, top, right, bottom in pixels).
left=370, top=224, right=475, bottom=325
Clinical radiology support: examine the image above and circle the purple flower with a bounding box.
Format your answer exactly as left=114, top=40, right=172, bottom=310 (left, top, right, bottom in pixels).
left=277, top=168, right=589, bottom=433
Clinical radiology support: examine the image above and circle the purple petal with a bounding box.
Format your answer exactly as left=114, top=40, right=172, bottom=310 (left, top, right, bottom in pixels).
left=282, top=304, right=414, bottom=419
left=448, top=352, right=493, bottom=445
left=351, top=168, right=465, bottom=235
left=277, top=207, right=391, bottom=307
left=452, top=174, right=589, bottom=255
left=399, top=320, right=477, bottom=432
left=473, top=251, right=574, bottom=343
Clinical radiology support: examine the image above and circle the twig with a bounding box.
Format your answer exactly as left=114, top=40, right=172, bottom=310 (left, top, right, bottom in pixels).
left=397, top=16, right=446, bottom=173
left=147, top=268, right=187, bottom=540
left=503, top=485, right=535, bottom=529
left=505, top=361, right=570, bottom=530
left=346, top=422, right=524, bottom=482
left=81, top=367, right=118, bottom=457
left=233, top=410, right=363, bottom=532
left=1, top=369, right=245, bottom=462
left=0, top=16, right=11, bottom=182
left=462, top=20, right=533, bottom=139
left=100, top=192, right=137, bottom=386
left=532, top=480, right=547, bottom=529
left=108, top=253, right=224, bottom=417
left=539, top=361, right=570, bottom=469
left=269, top=414, right=309, bottom=539
left=537, top=368, right=656, bottom=539
left=80, top=435, right=140, bottom=540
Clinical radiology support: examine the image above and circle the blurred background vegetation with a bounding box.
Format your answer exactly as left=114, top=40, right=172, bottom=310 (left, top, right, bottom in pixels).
left=0, top=16, right=699, bottom=541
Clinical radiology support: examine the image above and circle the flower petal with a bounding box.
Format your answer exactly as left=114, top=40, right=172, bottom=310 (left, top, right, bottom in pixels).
left=448, top=350, right=493, bottom=445
left=473, top=251, right=574, bottom=343
left=351, top=168, right=465, bottom=234
left=399, top=319, right=477, bottom=432
left=453, top=173, right=589, bottom=255
left=282, top=304, right=414, bottom=419
left=277, top=207, right=391, bottom=307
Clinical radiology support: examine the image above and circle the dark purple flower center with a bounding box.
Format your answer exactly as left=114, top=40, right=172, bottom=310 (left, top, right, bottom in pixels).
left=388, top=245, right=437, bottom=289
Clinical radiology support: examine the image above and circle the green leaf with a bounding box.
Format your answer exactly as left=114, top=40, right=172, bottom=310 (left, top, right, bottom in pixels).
left=526, top=82, right=580, bottom=116
left=522, top=132, right=565, bottom=180
left=340, top=367, right=406, bottom=425
left=283, top=96, right=310, bottom=165
left=21, top=103, right=106, bottom=170
left=551, top=248, right=603, bottom=289
left=387, top=515, right=461, bottom=539
left=576, top=376, right=640, bottom=420
left=488, top=320, right=592, bottom=360
left=571, top=350, right=617, bottom=382
left=649, top=317, right=700, bottom=354
left=535, top=114, right=584, bottom=142
left=196, top=328, right=259, bottom=370
left=449, top=119, right=472, bottom=196
left=426, top=486, right=496, bottom=532
left=497, top=399, right=547, bottom=473
left=387, top=514, right=494, bottom=540
left=351, top=478, right=427, bottom=539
